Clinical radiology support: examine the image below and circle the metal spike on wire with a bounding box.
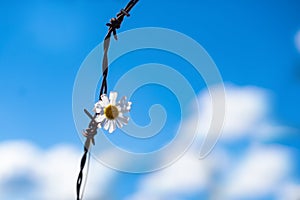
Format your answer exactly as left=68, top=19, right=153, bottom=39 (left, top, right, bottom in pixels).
left=76, top=1, right=139, bottom=200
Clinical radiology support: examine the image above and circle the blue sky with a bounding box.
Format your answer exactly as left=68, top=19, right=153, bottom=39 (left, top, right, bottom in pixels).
left=1, top=0, right=300, bottom=199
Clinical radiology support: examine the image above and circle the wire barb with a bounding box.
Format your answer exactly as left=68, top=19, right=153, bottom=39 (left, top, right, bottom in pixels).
left=82, top=109, right=99, bottom=149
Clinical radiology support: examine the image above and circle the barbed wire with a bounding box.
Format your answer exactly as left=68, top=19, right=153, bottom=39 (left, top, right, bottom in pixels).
left=99, top=0, right=139, bottom=98
left=76, top=1, right=139, bottom=200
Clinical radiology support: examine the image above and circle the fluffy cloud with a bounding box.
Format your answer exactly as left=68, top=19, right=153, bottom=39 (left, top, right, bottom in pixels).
left=219, top=145, right=291, bottom=199
left=278, top=183, right=300, bottom=200
left=196, top=84, right=288, bottom=142
left=0, top=141, right=114, bottom=200
left=126, top=154, right=211, bottom=200
left=126, top=84, right=298, bottom=200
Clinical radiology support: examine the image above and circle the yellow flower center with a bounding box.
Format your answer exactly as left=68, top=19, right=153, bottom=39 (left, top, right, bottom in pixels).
left=104, top=104, right=119, bottom=120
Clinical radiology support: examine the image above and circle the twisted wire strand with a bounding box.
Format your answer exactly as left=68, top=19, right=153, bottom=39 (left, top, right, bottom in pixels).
left=80, top=150, right=91, bottom=200
left=76, top=147, right=88, bottom=200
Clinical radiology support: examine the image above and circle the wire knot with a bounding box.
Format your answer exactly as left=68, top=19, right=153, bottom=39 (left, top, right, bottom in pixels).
left=106, top=18, right=121, bottom=40
left=106, top=17, right=121, bottom=29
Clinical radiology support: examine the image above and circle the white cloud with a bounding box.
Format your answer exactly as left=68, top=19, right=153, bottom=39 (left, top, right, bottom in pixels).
left=126, top=84, right=297, bottom=200
left=126, top=154, right=210, bottom=200
left=196, top=84, right=279, bottom=141
left=126, top=147, right=235, bottom=200
left=0, top=141, right=114, bottom=200
left=220, top=145, right=291, bottom=199
left=295, top=30, right=300, bottom=53
left=278, top=183, right=300, bottom=200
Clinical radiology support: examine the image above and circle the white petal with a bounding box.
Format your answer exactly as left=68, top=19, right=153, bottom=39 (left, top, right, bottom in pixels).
left=122, top=102, right=131, bottom=112
left=101, top=94, right=109, bottom=106
left=95, top=114, right=106, bottom=123
left=94, top=106, right=102, bottom=114
left=109, top=91, right=118, bottom=105
left=116, top=119, right=123, bottom=128
left=100, top=118, right=107, bottom=128
left=93, top=107, right=99, bottom=113
left=118, top=97, right=131, bottom=113
left=94, top=102, right=103, bottom=113
left=119, top=96, right=127, bottom=106
left=116, top=105, right=122, bottom=111
left=104, top=119, right=110, bottom=130
left=118, top=114, right=129, bottom=125
left=109, top=120, right=116, bottom=133
left=95, top=100, right=105, bottom=108
left=127, top=101, right=132, bottom=111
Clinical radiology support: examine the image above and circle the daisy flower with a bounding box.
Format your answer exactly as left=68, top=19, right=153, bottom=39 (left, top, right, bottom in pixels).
left=94, top=91, right=131, bottom=133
